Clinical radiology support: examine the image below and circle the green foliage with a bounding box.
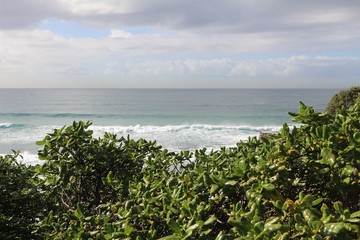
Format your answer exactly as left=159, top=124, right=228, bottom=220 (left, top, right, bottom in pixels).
left=36, top=121, right=152, bottom=209
left=34, top=121, right=163, bottom=238
left=325, top=86, right=360, bottom=115
left=0, top=152, right=46, bottom=239
left=2, top=103, right=360, bottom=239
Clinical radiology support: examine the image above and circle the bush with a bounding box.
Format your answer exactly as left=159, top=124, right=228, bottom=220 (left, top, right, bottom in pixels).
left=34, top=103, right=360, bottom=239
left=34, top=121, right=164, bottom=238
left=2, top=104, right=360, bottom=239
left=0, top=153, right=46, bottom=239
left=325, top=86, right=360, bottom=115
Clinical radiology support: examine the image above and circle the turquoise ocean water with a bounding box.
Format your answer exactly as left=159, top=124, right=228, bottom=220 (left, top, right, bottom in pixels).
left=0, top=89, right=339, bottom=164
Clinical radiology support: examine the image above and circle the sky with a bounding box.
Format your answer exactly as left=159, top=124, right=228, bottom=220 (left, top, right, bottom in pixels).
left=0, top=0, right=360, bottom=88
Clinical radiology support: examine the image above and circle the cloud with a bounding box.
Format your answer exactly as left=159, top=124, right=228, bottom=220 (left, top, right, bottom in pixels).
left=1, top=1, right=359, bottom=55
left=106, top=56, right=360, bottom=78
left=0, top=0, right=67, bottom=29
left=109, top=29, right=133, bottom=39
left=53, top=1, right=360, bottom=32
left=0, top=27, right=359, bottom=79
left=3, top=1, right=360, bottom=35
left=120, top=59, right=232, bottom=75
left=232, top=56, right=360, bottom=77
left=0, top=1, right=359, bottom=88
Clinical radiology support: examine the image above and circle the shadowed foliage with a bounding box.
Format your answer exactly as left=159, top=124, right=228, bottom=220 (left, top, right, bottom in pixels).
left=325, top=86, right=360, bottom=115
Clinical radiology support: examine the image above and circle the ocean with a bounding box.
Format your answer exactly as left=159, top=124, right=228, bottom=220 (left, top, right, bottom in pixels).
left=0, top=88, right=339, bottom=164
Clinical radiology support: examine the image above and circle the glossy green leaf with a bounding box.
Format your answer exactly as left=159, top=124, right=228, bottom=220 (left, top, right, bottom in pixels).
left=204, top=215, right=217, bottom=226
left=225, top=180, right=237, bottom=186
left=324, top=222, right=345, bottom=234
left=312, top=197, right=323, bottom=206
left=167, top=219, right=182, bottom=235
left=350, top=211, right=360, bottom=218
left=158, top=236, right=182, bottom=240
left=333, top=202, right=344, bottom=215
left=210, top=184, right=219, bottom=194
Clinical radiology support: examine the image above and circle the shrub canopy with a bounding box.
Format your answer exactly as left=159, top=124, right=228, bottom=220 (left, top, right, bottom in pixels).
left=325, top=86, right=360, bottom=115
left=1, top=103, right=360, bottom=239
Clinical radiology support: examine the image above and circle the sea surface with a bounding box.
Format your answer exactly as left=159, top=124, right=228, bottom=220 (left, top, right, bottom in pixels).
left=0, top=88, right=339, bottom=164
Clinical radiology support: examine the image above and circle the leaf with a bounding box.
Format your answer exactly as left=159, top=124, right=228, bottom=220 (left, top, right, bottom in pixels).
left=240, top=216, right=253, bottom=232
left=262, top=183, right=276, bottom=192
left=254, top=221, right=264, bottom=234
left=265, top=217, right=280, bottom=227
left=185, top=223, right=201, bottom=237
left=38, top=154, right=48, bottom=161
left=35, top=140, right=45, bottom=146
left=228, top=217, right=247, bottom=235
left=204, top=215, right=217, bottom=226
left=299, top=101, right=307, bottom=115
left=294, top=214, right=306, bottom=225
left=168, top=219, right=182, bottom=235
left=158, top=236, right=182, bottom=240
left=302, top=209, right=314, bottom=222
left=353, top=132, right=360, bottom=143
left=104, top=223, right=114, bottom=233
left=106, top=171, right=113, bottom=184
left=350, top=211, right=360, bottom=218
left=333, top=202, right=344, bottom=215
left=320, top=148, right=335, bottom=166
left=104, top=234, right=113, bottom=240
left=299, top=195, right=314, bottom=207
left=273, top=200, right=283, bottom=210
left=346, top=218, right=360, bottom=223
left=344, top=223, right=359, bottom=232
left=288, top=111, right=298, bottom=117
left=74, top=205, right=84, bottom=219
left=324, top=222, right=345, bottom=235
left=225, top=180, right=237, bottom=186
left=124, top=224, right=134, bottom=236
left=322, top=125, right=330, bottom=140
left=312, top=197, right=323, bottom=206
left=264, top=223, right=283, bottom=233
left=311, top=221, right=323, bottom=231
left=210, top=184, right=219, bottom=195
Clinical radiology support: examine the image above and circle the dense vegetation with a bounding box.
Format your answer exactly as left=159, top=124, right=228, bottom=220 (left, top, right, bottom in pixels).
left=325, top=86, right=360, bottom=115
left=1, top=100, right=360, bottom=239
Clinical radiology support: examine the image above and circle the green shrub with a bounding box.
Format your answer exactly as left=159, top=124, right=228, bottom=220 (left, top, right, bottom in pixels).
left=34, top=121, right=164, bottom=238
left=2, top=103, right=360, bottom=239
left=34, top=103, right=360, bottom=239
left=0, top=152, right=46, bottom=239
left=325, top=86, right=360, bottom=115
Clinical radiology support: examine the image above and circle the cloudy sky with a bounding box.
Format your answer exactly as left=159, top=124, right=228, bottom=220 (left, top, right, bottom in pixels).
left=0, top=0, right=359, bottom=88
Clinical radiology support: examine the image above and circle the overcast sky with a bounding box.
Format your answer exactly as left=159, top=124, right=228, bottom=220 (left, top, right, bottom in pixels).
left=0, top=0, right=359, bottom=88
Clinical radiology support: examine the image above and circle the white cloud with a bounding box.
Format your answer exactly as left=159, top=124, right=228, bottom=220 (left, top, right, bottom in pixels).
left=0, top=1, right=360, bottom=87
left=1, top=1, right=360, bottom=54
left=58, top=0, right=136, bottom=15
left=109, top=29, right=133, bottom=39
left=231, top=56, right=360, bottom=77
left=106, top=56, right=360, bottom=78
left=1, top=27, right=359, bottom=78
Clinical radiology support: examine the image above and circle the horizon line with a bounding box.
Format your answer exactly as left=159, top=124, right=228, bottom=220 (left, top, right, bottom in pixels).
left=0, top=87, right=344, bottom=90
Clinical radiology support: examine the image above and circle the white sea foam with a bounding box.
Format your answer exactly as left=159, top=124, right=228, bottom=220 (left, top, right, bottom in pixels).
left=0, top=122, right=13, bottom=128
left=90, top=124, right=287, bottom=152
left=1, top=123, right=295, bottom=165
left=17, top=152, right=42, bottom=165
left=90, top=124, right=284, bottom=134
left=0, top=152, right=42, bottom=165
